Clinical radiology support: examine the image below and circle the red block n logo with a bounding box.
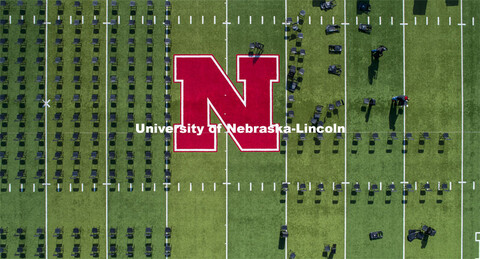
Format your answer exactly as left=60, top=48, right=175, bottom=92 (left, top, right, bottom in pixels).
left=173, top=54, right=280, bottom=152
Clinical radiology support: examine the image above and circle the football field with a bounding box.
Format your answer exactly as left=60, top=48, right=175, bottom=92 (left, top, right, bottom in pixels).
left=0, top=0, right=479, bottom=258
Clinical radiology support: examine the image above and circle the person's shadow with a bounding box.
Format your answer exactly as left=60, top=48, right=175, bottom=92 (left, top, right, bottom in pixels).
left=368, top=54, right=380, bottom=84
left=389, top=101, right=399, bottom=130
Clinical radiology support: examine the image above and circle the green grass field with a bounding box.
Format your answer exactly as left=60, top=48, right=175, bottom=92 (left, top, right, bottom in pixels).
left=0, top=0, right=479, bottom=258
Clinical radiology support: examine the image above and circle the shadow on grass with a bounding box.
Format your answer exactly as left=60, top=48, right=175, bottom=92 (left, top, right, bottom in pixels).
left=368, top=56, right=379, bottom=84
left=413, top=0, right=427, bottom=15
left=389, top=101, right=399, bottom=130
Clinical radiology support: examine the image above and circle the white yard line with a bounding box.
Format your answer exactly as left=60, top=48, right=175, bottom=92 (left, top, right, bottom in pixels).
left=343, top=0, right=348, bottom=258
left=460, top=0, right=464, bottom=258
left=44, top=1, right=49, bottom=257
left=402, top=0, right=406, bottom=258
left=104, top=0, right=110, bottom=258
left=224, top=1, right=229, bottom=258
left=284, top=0, right=288, bottom=258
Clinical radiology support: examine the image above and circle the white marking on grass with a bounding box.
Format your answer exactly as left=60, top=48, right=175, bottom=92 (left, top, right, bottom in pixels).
left=9, top=15, right=11, bottom=24
left=202, top=183, right=204, bottom=191
left=415, top=16, right=417, bottom=25
left=262, top=16, right=264, bottom=24
left=415, top=182, right=417, bottom=190
left=238, top=183, right=240, bottom=191
left=178, top=183, right=180, bottom=191
left=380, top=182, right=382, bottom=191
left=449, top=17, right=452, bottom=25
left=472, top=17, right=474, bottom=26
left=309, top=182, right=311, bottom=191
left=297, top=182, right=299, bottom=191
left=33, top=183, right=35, bottom=192
left=202, top=16, right=204, bottom=24
left=8, top=183, right=10, bottom=192
left=190, top=16, right=192, bottom=24
left=190, top=182, right=192, bottom=191
left=118, top=183, right=120, bottom=192
left=214, top=182, right=217, bottom=191
left=154, top=183, right=156, bottom=192
left=367, top=16, right=370, bottom=24
left=309, top=16, right=311, bottom=24
left=104, top=2, right=110, bottom=257
left=321, top=16, right=323, bottom=25
left=237, top=16, right=240, bottom=24
left=81, top=183, right=84, bottom=192
left=332, top=16, right=335, bottom=24
left=261, top=183, right=264, bottom=191
left=474, top=232, right=480, bottom=259
left=438, top=182, right=441, bottom=189
left=249, top=16, right=252, bottom=24
left=154, top=16, right=156, bottom=24
left=379, top=16, right=381, bottom=25
left=356, top=16, right=358, bottom=25
left=250, top=182, right=252, bottom=191
left=177, top=16, right=180, bottom=24
left=273, top=16, right=276, bottom=24
left=402, top=0, right=406, bottom=257
left=400, top=23, right=408, bottom=26
left=284, top=1, right=289, bottom=257
left=142, top=183, right=144, bottom=192
left=274, top=182, right=276, bottom=191
left=69, top=183, right=72, bottom=192
left=368, top=182, right=371, bottom=190
left=343, top=2, right=348, bottom=257
left=426, top=16, right=428, bottom=25
left=437, top=17, right=440, bottom=25
left=20, top=184, right=23, bottom=192
left=69, top=16, right=72, bottom=24
left=333, top=182, right=335, bottom=190
left=141, top=16, right=144, bottom=24
left=391, top=16, right=393, bottom=25
left=117, top=15, right=120, bottom=24
left=214, top=16, right=216, bottom=24
left=129, top=183, right=132, bottom=191
left=82, top=16, right=84, bottom=24
left=34, top=15, right=36, bottom=24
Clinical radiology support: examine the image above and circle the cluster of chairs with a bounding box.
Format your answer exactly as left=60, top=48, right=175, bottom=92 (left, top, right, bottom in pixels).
left=108, top=226, right=168, bottom=257
left=286, top=11, right=306, bottom=94
left=107, top=1, right=157, bottom=190
left=0, top=227, right=45, bottom=257
left=50, top=1, right=102, bottom=190
left=163, top=1, right=173, bottom=191
left=163, top=2, right=172, bottom=257
left=52, top=227, right=101, bottom=257
left=0, top=1, right=46, bottom=189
